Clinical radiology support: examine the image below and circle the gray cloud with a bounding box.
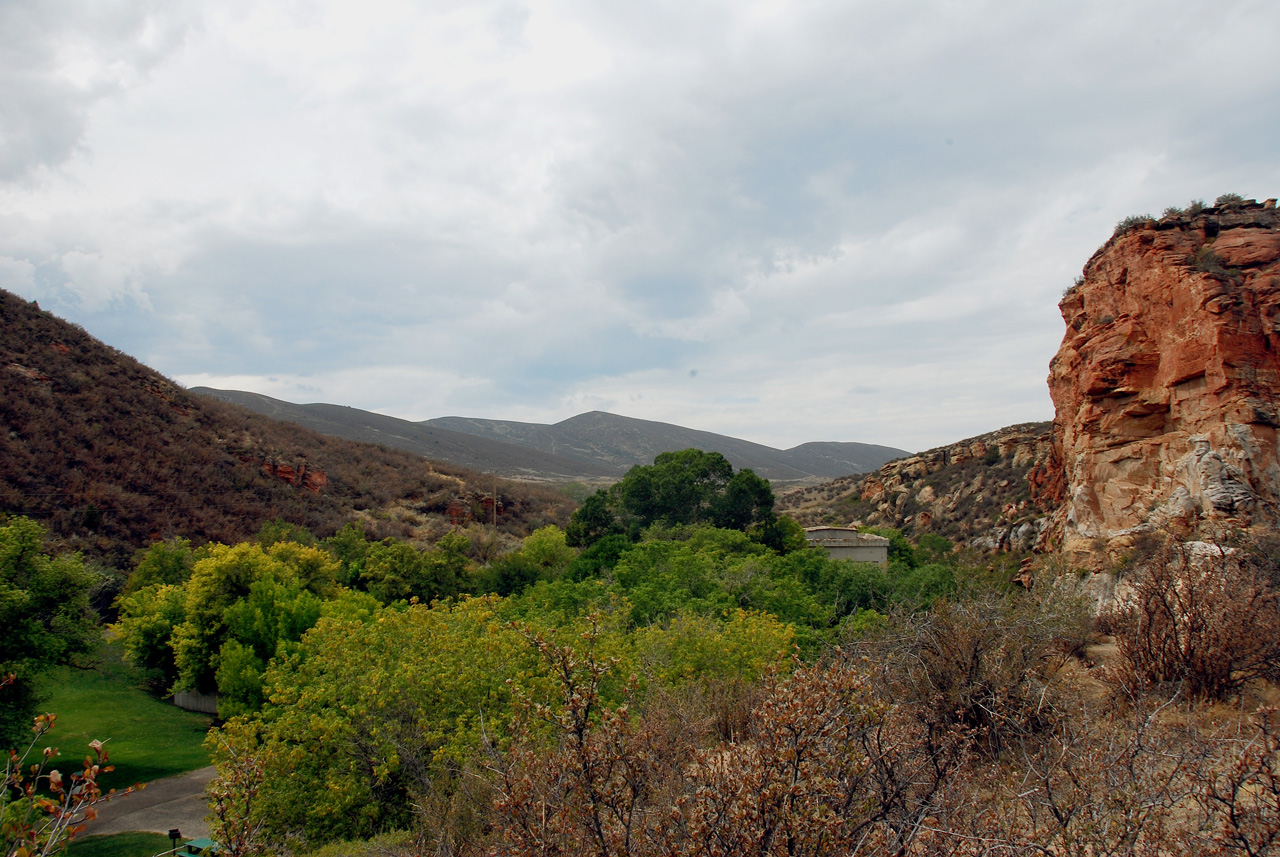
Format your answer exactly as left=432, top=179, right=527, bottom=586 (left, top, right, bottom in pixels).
left=2, top=0, right=1279, bottom=451
left=0, top=1, right=196, bottom=180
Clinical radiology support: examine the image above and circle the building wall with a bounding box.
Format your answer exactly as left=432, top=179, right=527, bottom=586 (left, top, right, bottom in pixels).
left=802, top=527, right=890, bottom=568
left=819, top=543, right=889, bottom=567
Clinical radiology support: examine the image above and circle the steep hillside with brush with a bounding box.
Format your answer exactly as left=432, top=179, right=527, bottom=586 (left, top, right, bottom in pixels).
left=0, top=291, right=572, bottom=566
left=777, top=423, right=1055, bottom=550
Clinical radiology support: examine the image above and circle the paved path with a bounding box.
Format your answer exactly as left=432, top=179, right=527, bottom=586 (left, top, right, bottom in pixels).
left=80, top=766, right=216, bottom=840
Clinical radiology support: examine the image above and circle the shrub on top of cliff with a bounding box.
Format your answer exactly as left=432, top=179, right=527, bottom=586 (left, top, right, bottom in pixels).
left=1162, top=205, right=1185, bottom=219
left=1113, top=213, right=1153, bottom=236
left=1187, top=198, right=1206, bottom=215
left=1215, top=192, right=1246, bottom=207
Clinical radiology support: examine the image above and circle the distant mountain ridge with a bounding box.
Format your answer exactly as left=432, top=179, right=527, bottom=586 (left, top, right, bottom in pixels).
left=190, top=389, right=619, bottom=481
left=426, top=412, right=909, bottom=484
left=192, top=390, right=909, bottom=485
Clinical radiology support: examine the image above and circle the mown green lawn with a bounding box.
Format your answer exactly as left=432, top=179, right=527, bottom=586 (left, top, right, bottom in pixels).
left=41, top=642, right=213, bottom=790
left=67, top=831, right=174, bottom=857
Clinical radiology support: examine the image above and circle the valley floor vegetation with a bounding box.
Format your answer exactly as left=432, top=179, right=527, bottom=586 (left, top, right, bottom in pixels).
left=5, top=451, right=1280, bottom=856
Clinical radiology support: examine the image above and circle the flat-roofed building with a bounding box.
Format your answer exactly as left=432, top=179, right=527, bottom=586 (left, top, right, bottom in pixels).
left=803, top=526, right=890, bottom=568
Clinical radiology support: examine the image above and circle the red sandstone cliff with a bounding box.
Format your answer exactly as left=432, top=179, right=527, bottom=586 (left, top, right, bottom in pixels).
left=1042, top=198, right=1280, bottom=559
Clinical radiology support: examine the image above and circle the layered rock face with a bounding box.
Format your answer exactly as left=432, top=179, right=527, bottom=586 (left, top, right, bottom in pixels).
left=1044, top=199, right=1280, bottom=559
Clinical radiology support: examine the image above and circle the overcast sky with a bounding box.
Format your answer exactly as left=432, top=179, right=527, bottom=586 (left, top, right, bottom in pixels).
left=3, top=1, right=1278, bottom=452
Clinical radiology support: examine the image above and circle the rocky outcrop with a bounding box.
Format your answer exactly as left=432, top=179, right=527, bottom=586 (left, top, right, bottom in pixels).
left=1042, top=198, right=1280, bottom=561
left=260, top=459, right=328, bottom=493
left=777, top=423, right=1055, bottom=550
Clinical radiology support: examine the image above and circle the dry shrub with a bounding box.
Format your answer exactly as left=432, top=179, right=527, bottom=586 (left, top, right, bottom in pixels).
left=855, top=580, right=1092, bottom=755
left=486, top=629, right=969, bottom=857
left=1193, top=706, right=1280, bottom=856
left=973, top=693, right=1202, bottom=856
left=477, top=597, right=1280, bottom=857
left=1103, top=537, right=1280, bottom=701
left=487, top=625, right=691, bottom=857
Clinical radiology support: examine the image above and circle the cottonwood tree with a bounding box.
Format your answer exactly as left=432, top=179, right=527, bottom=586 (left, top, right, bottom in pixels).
left=566, top=450, right=779, bottom=548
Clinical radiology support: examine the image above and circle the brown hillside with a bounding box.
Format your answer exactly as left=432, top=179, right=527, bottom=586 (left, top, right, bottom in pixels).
left=0, top=290, right=572, bottom=566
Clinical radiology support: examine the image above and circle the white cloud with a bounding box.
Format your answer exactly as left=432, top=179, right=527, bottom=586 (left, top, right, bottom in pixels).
left=0, top=256, right=36, bottom=292
left=0, top=1, right=197, bottom=180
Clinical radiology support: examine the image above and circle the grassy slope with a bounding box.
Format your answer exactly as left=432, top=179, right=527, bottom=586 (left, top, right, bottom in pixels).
left=67, top=832, right=173, bottom=857
left=42, top=644, right=212, bottom=790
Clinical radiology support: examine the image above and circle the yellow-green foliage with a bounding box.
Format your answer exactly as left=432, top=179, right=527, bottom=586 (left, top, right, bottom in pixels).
left=215, top=596, right=546, bottom=844
left=301, top=830, right=414, bottom=857
left=632, top=610, right=795, bottom=686
left=111, top=583, right=186, bottom=690
left=115, top=541, right=343, bottom=717
left=519, top=525, right=576, bottom=571
left=208, top=591, right=808, bottom=851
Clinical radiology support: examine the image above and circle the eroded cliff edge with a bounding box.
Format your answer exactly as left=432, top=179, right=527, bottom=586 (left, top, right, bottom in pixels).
left=1036, top=197, right=1280, bottom=561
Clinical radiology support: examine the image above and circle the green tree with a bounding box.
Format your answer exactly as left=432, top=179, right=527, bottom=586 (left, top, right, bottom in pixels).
left=212, top=597, right=548, bottom=848
left=215, top=573, right=325, bottom=717
left=168, top=542, right=337, bottom=699
left=749, top=513, right=807, bottom=554
left=711, top=468, right=775, bottom=531
left=324, top=522, right=372, bottom=587
left=480, top=526, right=577, bottom=596
left=360, top=539, right=430, bottom=604
left=631, top=610, right=795, bottom=686
left=112, top=583, right=187, bottom=691
left=564, top=533, right=632, bottom=581
left=0, top=517, right=98, bottom=748
left=255, top=518, right=317, bottom=548
left=862, top=526, right=918, bottom=568
left=126, top=538, right=203, bottom=595
left=564, top=490, right=621, bottom=548
left=519, top=526, right=575, bottom=571
left=619, top=449, right=734, bottom=529
left=566, top=450, right=778, bottom=547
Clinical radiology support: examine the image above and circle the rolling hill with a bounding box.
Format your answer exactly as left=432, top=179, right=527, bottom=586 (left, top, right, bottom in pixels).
left=190, top=388, right=620, bottom=482
left=427, top=412, right=908, bottom=484
left=193, top=391, right=909, bottom=486
left=0, top=290, right=573, bottom=566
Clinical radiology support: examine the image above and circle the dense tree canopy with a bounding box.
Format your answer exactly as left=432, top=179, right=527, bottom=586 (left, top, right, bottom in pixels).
left=115, top=541, right=353, bottom=717
left=0, top=517, right=98, bottom=748
left=566, top=449, right=780, bottom=547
